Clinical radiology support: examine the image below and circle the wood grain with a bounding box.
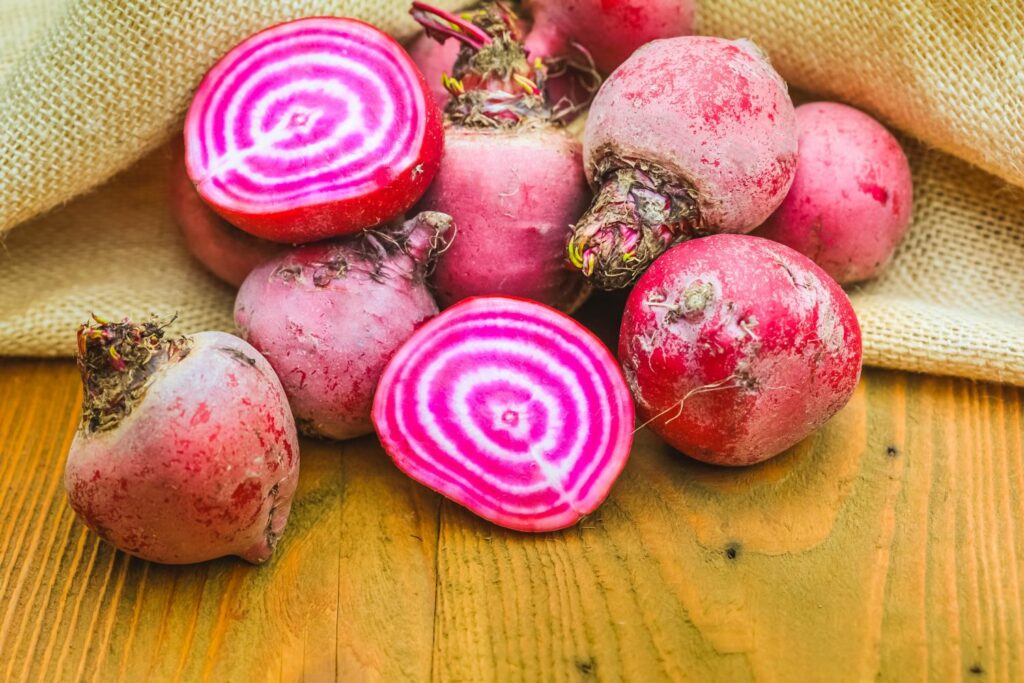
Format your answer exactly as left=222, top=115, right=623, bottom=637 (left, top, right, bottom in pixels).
left=0, top=358, right=1021, bottom=682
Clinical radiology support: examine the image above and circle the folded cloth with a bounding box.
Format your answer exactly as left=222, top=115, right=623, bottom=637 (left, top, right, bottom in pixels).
left=0, top=0, right=1021, bottom=385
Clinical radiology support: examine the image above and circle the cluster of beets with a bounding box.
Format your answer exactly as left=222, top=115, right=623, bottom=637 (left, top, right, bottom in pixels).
left=64, top=1, right=912, bottom=565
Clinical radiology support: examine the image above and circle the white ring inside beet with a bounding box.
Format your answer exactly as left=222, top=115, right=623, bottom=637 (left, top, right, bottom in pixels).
left=373, top=296, right=635, bottom=532
left=184, top=17, right=438, bottom=239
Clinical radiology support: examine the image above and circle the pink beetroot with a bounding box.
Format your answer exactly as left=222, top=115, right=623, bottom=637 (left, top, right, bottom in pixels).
left=755, top=102, right=914, bottom=284
left=407, top=31, right=463, bottom=111
left=372, top=296, right=635, bottom=532
left=65, top=318, right=299, bottom=564
left=169, top=141, right=286, bottom=287
left=420, top=126, right=590, bottom=312
left=234, top=212, right=451, bottom=440
left=569, top=37, right=798, bottom=289
left=184, top=17, right=444, bottom=243
left=412, top=3, right=591, bottom=312
left=524, top=0, right=695, bottom=75
left=619, top=234, right=862, bottom=466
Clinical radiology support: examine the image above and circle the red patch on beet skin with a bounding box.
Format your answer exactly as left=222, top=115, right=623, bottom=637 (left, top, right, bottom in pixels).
left=190, top=402, right=211, bottom=426
left=231, top=480, right=261, bottom=507
left=858, top=180, right=889, bottom=204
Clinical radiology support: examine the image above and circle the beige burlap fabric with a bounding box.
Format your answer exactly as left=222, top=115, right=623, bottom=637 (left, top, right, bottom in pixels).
left=0, top=0, right=1021, bottom=386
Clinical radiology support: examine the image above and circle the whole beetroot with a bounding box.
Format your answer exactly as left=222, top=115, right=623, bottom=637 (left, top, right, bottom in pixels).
left=412, top=3, right=591, bottom=312
left=619, top=234, right=862, bottom=466
left=569, top=37, right=798, bottom=290
left=755, top=102, right=914, bottom=284
left=65, top=318, right=299, bottom=564
left=234, top=212, right=450, bottom=440
left=168, top=142, right=286, bottom=287
left=523, top=0, right=695, bottom=75
left=421, top=126, right=590, bottom=312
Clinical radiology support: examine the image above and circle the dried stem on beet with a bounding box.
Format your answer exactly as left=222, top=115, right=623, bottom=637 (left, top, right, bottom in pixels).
left=271, top=213, right=454, bottom=287
left=568, top=160, right=703, bottom=290
left=76, top=315, right=189, bottom=433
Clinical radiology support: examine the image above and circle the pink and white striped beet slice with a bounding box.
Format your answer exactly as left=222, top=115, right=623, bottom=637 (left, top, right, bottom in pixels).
left=372, top=296, right=635, bottom=532
left=184, top=17, right=443, bottom=242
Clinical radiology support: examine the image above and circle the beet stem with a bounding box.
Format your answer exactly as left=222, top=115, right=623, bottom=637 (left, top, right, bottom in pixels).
left=411, top=2, right=492, bottom=49
left=568, top=165, right=702, bottom=290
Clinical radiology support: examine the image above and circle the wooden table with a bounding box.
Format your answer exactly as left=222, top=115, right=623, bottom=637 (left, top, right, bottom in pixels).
left=1, top=358, right=1022, bottom=682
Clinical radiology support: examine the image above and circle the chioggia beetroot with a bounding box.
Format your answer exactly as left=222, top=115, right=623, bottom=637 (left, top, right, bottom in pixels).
left=755, top=102, right=914, bottom=284
left=412, top=3, right=591, bottom=312
left=64, top=318, right=299, bottom=564
left=184, top=17, right=444, bottom=243
left=619, top=235, right=862, bottom=466
left=569, top=36, right=798, bottom=290
left=372, top=296, right=635, bottom=531
left=235, top=212, right=451, bottom=440
left=523, top=0, right=695, bottom=75
left=169, top=141, right=286, bottom=287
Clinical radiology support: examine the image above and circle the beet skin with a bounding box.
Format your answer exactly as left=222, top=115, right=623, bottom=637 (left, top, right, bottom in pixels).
left=420, top=126, right=591, bottom=312
left=755, top=102, right=914, bottom=284
left=234, top=213, right=449, bottom=440
left=619, top=234, right=862, bottom=466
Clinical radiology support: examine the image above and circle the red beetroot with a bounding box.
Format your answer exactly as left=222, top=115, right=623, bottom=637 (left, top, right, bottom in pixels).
left=524, top=0, right=695, bottom=75
left=169, top=141, right=286, bottom=287
left=619, top=235, right=862, bottom=466
left=65, top=318, right=299, bottom=564
left=569, top=37, right=798, bottom=289
left=372, top=296, right=635, bottom=532
left=234, top=213, right=451, bottom=440
left=412, top=3, right=591, bottom=312
left=184, top=17, right=444, bottom=243
left=755, top=102, right=914, bottom=284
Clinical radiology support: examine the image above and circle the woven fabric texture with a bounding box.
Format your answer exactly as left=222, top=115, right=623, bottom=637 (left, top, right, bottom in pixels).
left=0, top=0, right=1021, bottom=386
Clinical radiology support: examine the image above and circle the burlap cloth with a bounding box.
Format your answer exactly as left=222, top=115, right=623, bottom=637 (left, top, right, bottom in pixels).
left=0, top=1, right=1021, bottom=386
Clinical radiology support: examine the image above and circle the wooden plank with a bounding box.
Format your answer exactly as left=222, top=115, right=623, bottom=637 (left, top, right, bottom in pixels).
left=0, top=359, right=1022, bottom=681
left=430, top=373, right=1024, bottom=682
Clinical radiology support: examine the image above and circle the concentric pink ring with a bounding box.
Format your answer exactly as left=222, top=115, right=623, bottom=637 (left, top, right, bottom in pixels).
left=373, top=296, right=635, bottom=532
left=185, top=18, right=429, bottom=217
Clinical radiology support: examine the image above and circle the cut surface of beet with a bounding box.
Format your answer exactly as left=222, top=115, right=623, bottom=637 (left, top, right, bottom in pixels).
left=185, top=17, right=443, bottom=243
left=372, top=296, right=634, bottom=532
